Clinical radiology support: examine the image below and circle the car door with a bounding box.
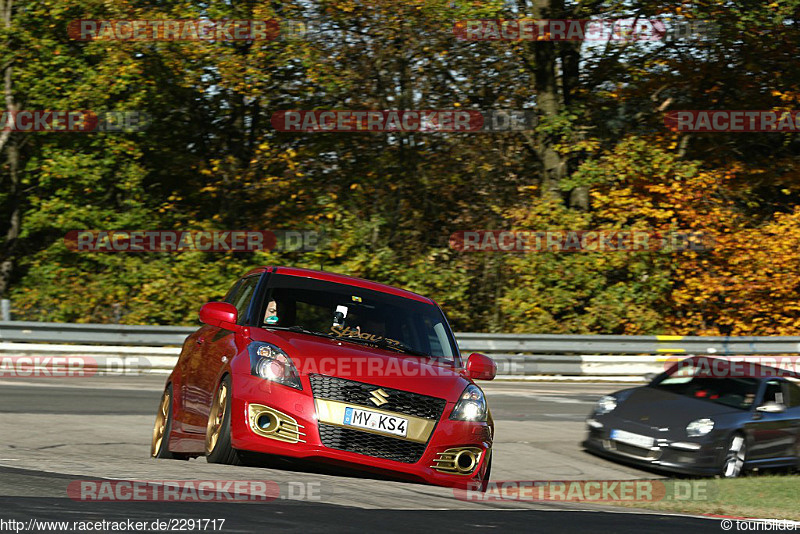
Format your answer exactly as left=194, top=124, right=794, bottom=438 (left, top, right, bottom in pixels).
left=177, top=279, right=240, bottom=433
left=748, top=379, right=798, bottom=462
left=181, top=275, right=260, bottom=433
left=780, top=380, right=800, bottom=459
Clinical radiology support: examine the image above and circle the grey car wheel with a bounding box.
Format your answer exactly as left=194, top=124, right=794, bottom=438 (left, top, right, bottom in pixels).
left=721, top=433, right=746, bottom=478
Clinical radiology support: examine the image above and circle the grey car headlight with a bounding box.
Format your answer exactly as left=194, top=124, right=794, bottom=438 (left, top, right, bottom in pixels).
left=248, top=342, right=302, bottom=390
left=595, top=395, right=617, bottom=415
left=450, top=385, right=488, bottom=422
left=686, top=418, right=715, bottom=437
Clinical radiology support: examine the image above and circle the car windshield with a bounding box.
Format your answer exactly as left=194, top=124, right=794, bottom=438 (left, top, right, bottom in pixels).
left=651, top=360, right=760, bottom=410
left=260, top=273, right=459, bottom=364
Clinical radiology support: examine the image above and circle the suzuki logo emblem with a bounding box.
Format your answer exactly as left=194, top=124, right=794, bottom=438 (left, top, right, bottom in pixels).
left=370, top=388, right=389, bottom=407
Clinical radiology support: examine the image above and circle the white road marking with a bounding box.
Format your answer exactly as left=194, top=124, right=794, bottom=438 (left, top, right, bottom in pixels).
left=483, top=391, right=594, bottom=404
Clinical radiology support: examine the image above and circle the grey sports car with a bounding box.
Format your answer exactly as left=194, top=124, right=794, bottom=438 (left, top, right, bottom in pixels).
left=583, top=356, right=800, bottom=477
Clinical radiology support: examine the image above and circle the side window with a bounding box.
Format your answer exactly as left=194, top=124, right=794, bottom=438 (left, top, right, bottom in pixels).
left=783, top=381, right=800, bottom=407
left=432, top=322, right=453, bottom=359
left=763, top=380, right=784, bottom=405
left=417, top=315, right=453, bottom=361
left=222, top=280, right=242, bottom=304
left=231, top=276, right=260, bottom=325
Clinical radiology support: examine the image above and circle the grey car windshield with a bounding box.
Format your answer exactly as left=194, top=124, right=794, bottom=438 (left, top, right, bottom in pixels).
left=652, top=362, right=759, bottom=410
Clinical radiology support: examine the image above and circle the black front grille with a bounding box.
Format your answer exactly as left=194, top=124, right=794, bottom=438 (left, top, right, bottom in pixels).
left=309, top=374, right=447, bottom=420
left=317, top=423, right=427, bottom=463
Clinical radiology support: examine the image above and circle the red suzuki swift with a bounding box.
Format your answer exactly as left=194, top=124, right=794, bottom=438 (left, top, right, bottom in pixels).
left=151, top=266, right=496, bottom=490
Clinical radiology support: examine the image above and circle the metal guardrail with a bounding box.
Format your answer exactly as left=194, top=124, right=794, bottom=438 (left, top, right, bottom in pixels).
left=2, top=321, right=799, bottom=355
left=0, top=342, right=661, bottom=380
left=2, top=321, right=799, bottom=378
left=0, top=321, right=195, bottom=346
left=455, top=333, right=800, bottom=356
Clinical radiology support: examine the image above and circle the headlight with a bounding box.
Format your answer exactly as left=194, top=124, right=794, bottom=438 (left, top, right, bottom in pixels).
left=686, top=418, right=714, bottom=437
left=450, top=384, right=488, bottom=422
left=595, top=395, right=617, bottom=415
left=248, top=343, right=302, bottom=390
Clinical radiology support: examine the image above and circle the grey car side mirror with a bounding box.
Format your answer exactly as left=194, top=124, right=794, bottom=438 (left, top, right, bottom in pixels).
left=756, top=402, right=786, bottom=414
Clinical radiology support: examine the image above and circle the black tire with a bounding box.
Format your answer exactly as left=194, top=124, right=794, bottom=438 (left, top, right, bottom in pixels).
left=205, top=375, right=241, bottom=465
left=720, top=432, right=747, bottom=478
left=151, top=385, right=189, bottom=460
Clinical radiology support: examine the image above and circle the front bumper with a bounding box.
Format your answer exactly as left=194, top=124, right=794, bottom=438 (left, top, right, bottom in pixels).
left=583, top=420, right=724, bottom=476
left=230, top=374, right=492, bottom=489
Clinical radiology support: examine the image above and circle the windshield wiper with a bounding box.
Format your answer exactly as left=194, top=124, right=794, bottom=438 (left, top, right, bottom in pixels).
left=377, top=339, right=431, bottom=358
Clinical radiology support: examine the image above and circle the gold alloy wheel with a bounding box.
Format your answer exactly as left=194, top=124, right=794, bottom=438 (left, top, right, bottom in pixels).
left=205, top=382, right=228, bottom=455
left=151, top=390, right=170, bottom=457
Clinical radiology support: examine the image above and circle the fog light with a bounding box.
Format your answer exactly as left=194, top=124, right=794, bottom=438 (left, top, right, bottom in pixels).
left=430, top=447, right=484, bottom=475
left=455, top=450, right=477, bottom=473
left=256, top=413, right=276, bottom=432
left=247, top=404, right=306, bottom=443
left=586, top=418, right=603, bottom=429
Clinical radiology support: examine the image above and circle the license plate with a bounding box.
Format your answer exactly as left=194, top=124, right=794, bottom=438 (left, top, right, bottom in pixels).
left=611, top=429, right=654, bottom=449
left=343, top=407, right=408, bottom=438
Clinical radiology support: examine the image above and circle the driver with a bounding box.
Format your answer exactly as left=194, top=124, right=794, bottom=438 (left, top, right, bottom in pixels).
left=264, top=300, right=279, bottom=325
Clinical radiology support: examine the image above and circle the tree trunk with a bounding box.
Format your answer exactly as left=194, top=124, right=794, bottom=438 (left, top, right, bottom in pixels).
left=530, top=0, right=565, bottom=203
left=561, top=39, right=588, bottom=210
left=0, top=0, right=20, bottom=298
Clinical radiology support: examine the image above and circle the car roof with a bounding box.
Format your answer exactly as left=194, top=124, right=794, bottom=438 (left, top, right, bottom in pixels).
left=242, top=266, right=435, bottom=305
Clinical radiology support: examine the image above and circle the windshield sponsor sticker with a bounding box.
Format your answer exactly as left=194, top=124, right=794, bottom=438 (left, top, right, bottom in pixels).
left=329, top=325, right=401, bottom=346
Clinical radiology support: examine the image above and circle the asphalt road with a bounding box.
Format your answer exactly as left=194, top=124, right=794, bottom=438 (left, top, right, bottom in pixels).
left=0, top=376, right=724, bottom=532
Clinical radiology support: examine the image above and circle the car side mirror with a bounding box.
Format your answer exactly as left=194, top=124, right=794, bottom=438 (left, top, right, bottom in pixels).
left=466, top=353, right=496, bottom=381
left=199, top=302, right=238, bottom=330
left=756, top=401, right=786, bottom=414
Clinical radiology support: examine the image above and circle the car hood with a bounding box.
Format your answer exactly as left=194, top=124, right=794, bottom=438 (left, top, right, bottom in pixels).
left=612, top=386, right=744, bottom=426
left=251, top=329, right=469, bottom=400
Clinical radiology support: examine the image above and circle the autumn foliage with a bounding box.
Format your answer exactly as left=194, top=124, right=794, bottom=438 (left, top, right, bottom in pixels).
left=1, top=0, right=799, bottom=335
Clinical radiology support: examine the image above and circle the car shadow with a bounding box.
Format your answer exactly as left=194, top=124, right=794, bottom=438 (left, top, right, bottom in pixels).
left=235, top=450, right=430, bottom=487
left=581, top=447, right=799, bottom=479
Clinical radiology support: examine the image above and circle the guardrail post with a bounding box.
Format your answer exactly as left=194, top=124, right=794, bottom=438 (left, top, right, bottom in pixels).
left=0, top=300, right=9, bottom=321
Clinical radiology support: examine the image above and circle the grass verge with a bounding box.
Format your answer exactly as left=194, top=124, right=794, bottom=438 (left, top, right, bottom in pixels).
left=612, top=474, right=800, bottom=520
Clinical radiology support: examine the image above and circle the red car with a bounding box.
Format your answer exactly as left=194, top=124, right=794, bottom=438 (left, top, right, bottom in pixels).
left=151, top=266, right=496, bottom=490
